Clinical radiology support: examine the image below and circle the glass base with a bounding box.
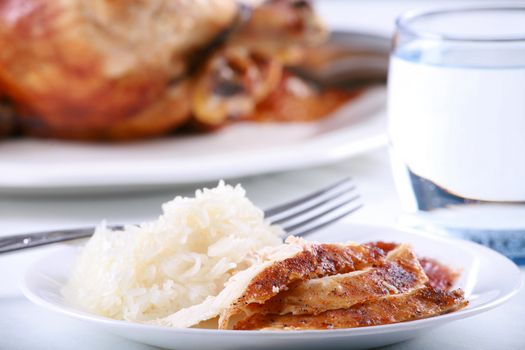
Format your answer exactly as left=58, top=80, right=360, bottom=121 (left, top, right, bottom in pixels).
left=392, top=151, right=525, bottom=265
left=400, top=215, right=525, bottom=265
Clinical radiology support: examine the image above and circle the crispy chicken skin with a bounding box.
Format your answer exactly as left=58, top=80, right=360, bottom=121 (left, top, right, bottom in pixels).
left=0, top=0, right=237, bottom=139
left=191, top=47, right=283, bottom=126
left=229, top=240, right=391, bottom=304
left=367, top=241, right=460, bottom=291
left=219, top=238, right=393, bottom=328
left=234, top=286, right=468, bottom=330
left=0, top=0, right=339, bottom=140
left=191, top=0, right=331, bottom=127
left=150, top=239, right=466, bottom=330
left=246, top=244, right=428, bottom=316
left=217, top=239, right=467, bottom=331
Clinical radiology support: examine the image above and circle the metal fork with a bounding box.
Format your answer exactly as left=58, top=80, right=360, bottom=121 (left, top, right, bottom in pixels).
left=0, top=178, right=362, bottom=254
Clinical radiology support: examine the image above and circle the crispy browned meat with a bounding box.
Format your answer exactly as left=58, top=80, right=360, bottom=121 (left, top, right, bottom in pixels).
left=366, top=242, right=459, bottom=291
left=0, top=0, right=335, bottom=140
left=192, top=47, right=283, bottom=126
left=246, top=244, right=428, bottom=316
left=234, top=241, right=392, bottom=305
left=364, top=241, right=399, bottom=254
left=218, top=240, right=467, bottom=331
left=150, top=239, right=466, bottom=330
left=191, top=0, right=329, bottom=128
left=234, top=286, right=468, bottom=330
left=0, top=0, right=237, bottom=139
left=218, top=239, right=393, bottom=329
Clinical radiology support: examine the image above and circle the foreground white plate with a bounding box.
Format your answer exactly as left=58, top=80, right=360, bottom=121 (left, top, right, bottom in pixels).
left=22, top=223, right=522, bottom=350
left=0, top=88, right=386, bottom=194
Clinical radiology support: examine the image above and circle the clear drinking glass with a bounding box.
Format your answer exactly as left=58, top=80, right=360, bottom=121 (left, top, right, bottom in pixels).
left=388, top=6, right=525, bottom=263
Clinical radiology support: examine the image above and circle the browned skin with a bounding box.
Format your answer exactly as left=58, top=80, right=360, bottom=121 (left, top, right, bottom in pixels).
left=364, top=241, right=399, bottom=254
left=219, top=241, right=393, bottom=328
left=234, top=286, right=468, bottom=330
left=238, top=242, right=391, bottom=305
left=0, top=0, right=339, bottom=140
left=0, top=0, right=237, bottom=140
left=191, top=0, right=330, bottom=128
left=245, top=244, right=428, bottom=316
left=191, top=47, right=283, bottom=126
left=366, top=242, right=459, bottom=291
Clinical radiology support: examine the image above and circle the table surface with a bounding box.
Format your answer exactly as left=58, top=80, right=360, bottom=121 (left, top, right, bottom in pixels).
left=1, top=1, right=524, bottom=350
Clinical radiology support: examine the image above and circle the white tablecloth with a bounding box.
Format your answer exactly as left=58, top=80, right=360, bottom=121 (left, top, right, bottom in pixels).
left=1, top=1, right=524, bottom=349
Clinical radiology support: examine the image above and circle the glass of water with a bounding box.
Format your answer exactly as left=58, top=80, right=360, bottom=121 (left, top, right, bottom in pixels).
left=388, top=6, right=525, bottom=263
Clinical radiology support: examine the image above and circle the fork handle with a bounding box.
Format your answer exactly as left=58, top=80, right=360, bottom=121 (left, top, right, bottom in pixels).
left=0, top=226, right=110, bottom=254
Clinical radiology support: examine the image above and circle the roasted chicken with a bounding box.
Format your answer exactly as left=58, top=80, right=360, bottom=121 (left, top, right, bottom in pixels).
left=0, top=0, right=352, bottom=140
left=0, top=0, right=237, bottom=139
left=152, top=238, right=468, bottom=330
left=234, top=286, right=468, bottom=330
left=218, top=237, right=393, bottom=328
left=244, top=244, right=429, bottom=317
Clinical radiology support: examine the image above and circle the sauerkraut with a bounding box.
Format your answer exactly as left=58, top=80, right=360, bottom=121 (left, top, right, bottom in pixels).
left=62, top=182, right=283, bottom=322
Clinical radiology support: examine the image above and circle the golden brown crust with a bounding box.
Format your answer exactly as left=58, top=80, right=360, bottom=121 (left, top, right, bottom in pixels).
left=218, top=241, right=392, bottom=328
left=239, top=242, right=390, bottom=305
left=219, top=241, right=468, bottom=331
left=98, top=81, right=192, bottom=140
left=246, top=244, right=428, bottom=316
left=364, top=241, right=399, bottom=255
left=234, top=286, right=468, bottom=330
left=0, top=0, right=237, bottom=139
left=0, top=0, right=345, bottom=140
left=191, top=47, right=283, bottom=126
left=190, top=0, right=331, bottom=128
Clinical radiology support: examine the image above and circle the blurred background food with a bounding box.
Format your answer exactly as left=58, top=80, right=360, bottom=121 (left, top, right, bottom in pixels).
left=0, top=0, right=363, bottom=141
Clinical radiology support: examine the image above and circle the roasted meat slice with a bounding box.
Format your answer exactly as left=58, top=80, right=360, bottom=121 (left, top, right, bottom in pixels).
left=245, top=244, right=428, bottom=316
left=234, top=286, right=468, bottom=330
left=219, top=238, right=396, bottom=328
left=151, top=238, right=466, bottom=331
left=151, top=238, right=392, bottom=329
left=365, top=241, right=460, bottom=291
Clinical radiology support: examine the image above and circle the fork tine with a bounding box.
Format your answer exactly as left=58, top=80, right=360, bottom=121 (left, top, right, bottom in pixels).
left=264, top=177, right=352, bottom=218
left=289, top=203, right=364, bottom=238
left=270, top=184, right=356, bottom=225
left=281, top=193, right=361, bottom=233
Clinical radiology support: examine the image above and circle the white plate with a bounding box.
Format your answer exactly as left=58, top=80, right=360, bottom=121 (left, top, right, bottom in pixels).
left=22, top=223, right=522, bottom=350
left=0, top=88, right=386, bottom=194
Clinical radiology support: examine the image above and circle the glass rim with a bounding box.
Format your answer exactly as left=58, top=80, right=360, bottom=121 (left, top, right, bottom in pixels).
left=396, top=5, right=525, bottom=43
